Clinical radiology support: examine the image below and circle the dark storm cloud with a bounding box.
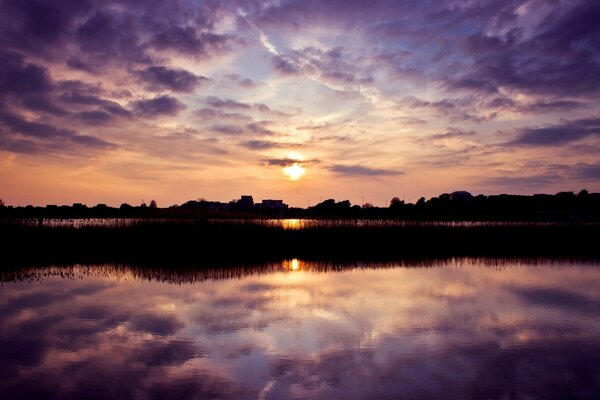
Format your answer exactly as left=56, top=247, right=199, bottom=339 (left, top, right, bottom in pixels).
left=329, top=164, right=404, bottom=176
left=136, top=66, right=207, bottom=93
left=508, top=118, right=600, bottom=146
left=132, top=95, right=185, bottom=117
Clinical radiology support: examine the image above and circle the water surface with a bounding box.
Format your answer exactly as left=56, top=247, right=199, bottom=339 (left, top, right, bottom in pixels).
left=1, top=259, right=600, bottom=399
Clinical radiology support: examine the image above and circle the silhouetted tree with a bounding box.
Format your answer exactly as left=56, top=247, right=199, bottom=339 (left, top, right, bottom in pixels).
left=578, top=189, right=589, bottom=198
left=390, top=197, right=404, bottom=208
left=0, top=198, right=4, bottom=207
left=149, top=200, right=158, bottom=208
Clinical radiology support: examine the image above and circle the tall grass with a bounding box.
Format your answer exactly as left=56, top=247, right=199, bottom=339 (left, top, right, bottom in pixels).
left=1, top=219, right=599, bottom=267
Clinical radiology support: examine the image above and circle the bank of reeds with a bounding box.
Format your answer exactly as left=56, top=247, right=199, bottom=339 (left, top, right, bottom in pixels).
left=1, top=219, right=599, bottom=267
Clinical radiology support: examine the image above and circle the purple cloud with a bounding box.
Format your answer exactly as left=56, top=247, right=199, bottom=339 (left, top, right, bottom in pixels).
left=206, top=97, right=252, bottom=110
left=136, top=66, right=207, bottom=93
left=132, top=95, right=185, bottom=117
left=329, top=164, right=404, bottom=176
left=508, top=118, right=600, bottom=146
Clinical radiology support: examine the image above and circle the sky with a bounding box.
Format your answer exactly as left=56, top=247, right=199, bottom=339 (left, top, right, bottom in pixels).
left=0, top=0, right=599, bottom=207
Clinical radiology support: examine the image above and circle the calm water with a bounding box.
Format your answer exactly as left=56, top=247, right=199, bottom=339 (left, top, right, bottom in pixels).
left=2, top=259, right=600, bottom=399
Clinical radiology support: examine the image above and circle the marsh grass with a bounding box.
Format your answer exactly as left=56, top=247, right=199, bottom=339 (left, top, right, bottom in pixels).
left=1, top=218, right=599, bottom=268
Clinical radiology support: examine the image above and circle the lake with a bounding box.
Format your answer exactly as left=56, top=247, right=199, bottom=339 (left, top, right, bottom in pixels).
left=1, top=259, right=600, bottom=399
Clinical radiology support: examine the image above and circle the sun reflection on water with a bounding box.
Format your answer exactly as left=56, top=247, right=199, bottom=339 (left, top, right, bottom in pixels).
left=284, top=258, right=301, bottom=271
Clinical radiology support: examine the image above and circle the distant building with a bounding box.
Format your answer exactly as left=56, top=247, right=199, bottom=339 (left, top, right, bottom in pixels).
left=239, top=195, right=254, bottom=207
left=229, top=195, right=255, bottom=211
left=256, top=199, right=289, bottom=211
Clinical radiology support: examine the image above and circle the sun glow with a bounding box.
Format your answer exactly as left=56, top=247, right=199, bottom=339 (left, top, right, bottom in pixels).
left=282, top=152, right=306, bottom=181
left=283, top=164, right=305, bottom=180
left=284, top=258, right=301, bottom=271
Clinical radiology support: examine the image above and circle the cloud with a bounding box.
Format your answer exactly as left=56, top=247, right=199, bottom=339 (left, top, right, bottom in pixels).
left=0, top=111, right=74, bottom=138
left=151, top=28, right=232, bottom=57
left=449, top=1, right=600, bottom=96
left=76, top=9, right=150, bottom=64
left=0, top=52, right=51, bottom=95
left=71, top=134, right=116, bottom=149
left=132, top=95, right=185, bottom=117
left=429, top=130, right=477, bottom=140
left=75, top=110, right=114, bottom=125
left=478, top=174, right=558, bottom=189
left=223, top=73, right=260, bottom=88
left=193, top=108, right=252, bottom=122
left=511, top=286, right=600, bottom=317
left=573, top=164, right=600, bottom=180
left=136, top=66, right=207, bottom=93
left=507, top=118, right=600, bottom=146
left=487, top=97, right=586, bottom=114
left=262, top=158, right=320, bottom=167
left=329, top=164, right=404, bottom=176
left=246, top=122, right=276, bottom=136
left=129, top=313, right=184, bottom=336
left=206, top=97, right=252, bottom=110
left=21, top=96, right=69, bottom=116
left=210, top=124, right=244, bottom=135
left=242, top=140, right=285, bottom=150
left=0, top=111, right=116, bottom=151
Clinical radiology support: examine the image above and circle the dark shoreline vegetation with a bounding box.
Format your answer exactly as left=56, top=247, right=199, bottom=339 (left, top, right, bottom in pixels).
left=2, top=219, right=599, bottom=268
left=2, top=189, right=600, bottom=221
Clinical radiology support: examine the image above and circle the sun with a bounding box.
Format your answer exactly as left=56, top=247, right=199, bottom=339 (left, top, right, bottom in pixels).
left=282, top=152, right=306, bottom=181
left=283, top=163, right=305, bottom=180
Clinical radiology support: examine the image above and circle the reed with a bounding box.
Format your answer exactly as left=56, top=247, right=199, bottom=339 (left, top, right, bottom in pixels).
left=2, top=219, right=599, bottom=267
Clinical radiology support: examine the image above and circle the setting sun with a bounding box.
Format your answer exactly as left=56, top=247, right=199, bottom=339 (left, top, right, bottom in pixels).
left=283, top=164, right=306, bottom=180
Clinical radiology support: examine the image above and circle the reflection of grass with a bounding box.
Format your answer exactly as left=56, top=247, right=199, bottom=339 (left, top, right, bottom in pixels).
left=1, top=219, right=599, bottom=267
left=3, top=258, right=599, bottom=284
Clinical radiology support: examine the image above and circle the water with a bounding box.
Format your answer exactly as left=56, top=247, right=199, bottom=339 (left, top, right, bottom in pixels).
left=2, top=259, right=600, bottom=399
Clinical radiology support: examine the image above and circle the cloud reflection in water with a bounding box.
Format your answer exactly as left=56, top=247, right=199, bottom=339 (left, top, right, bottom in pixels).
left=1, top=259, right=600, bottom=399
